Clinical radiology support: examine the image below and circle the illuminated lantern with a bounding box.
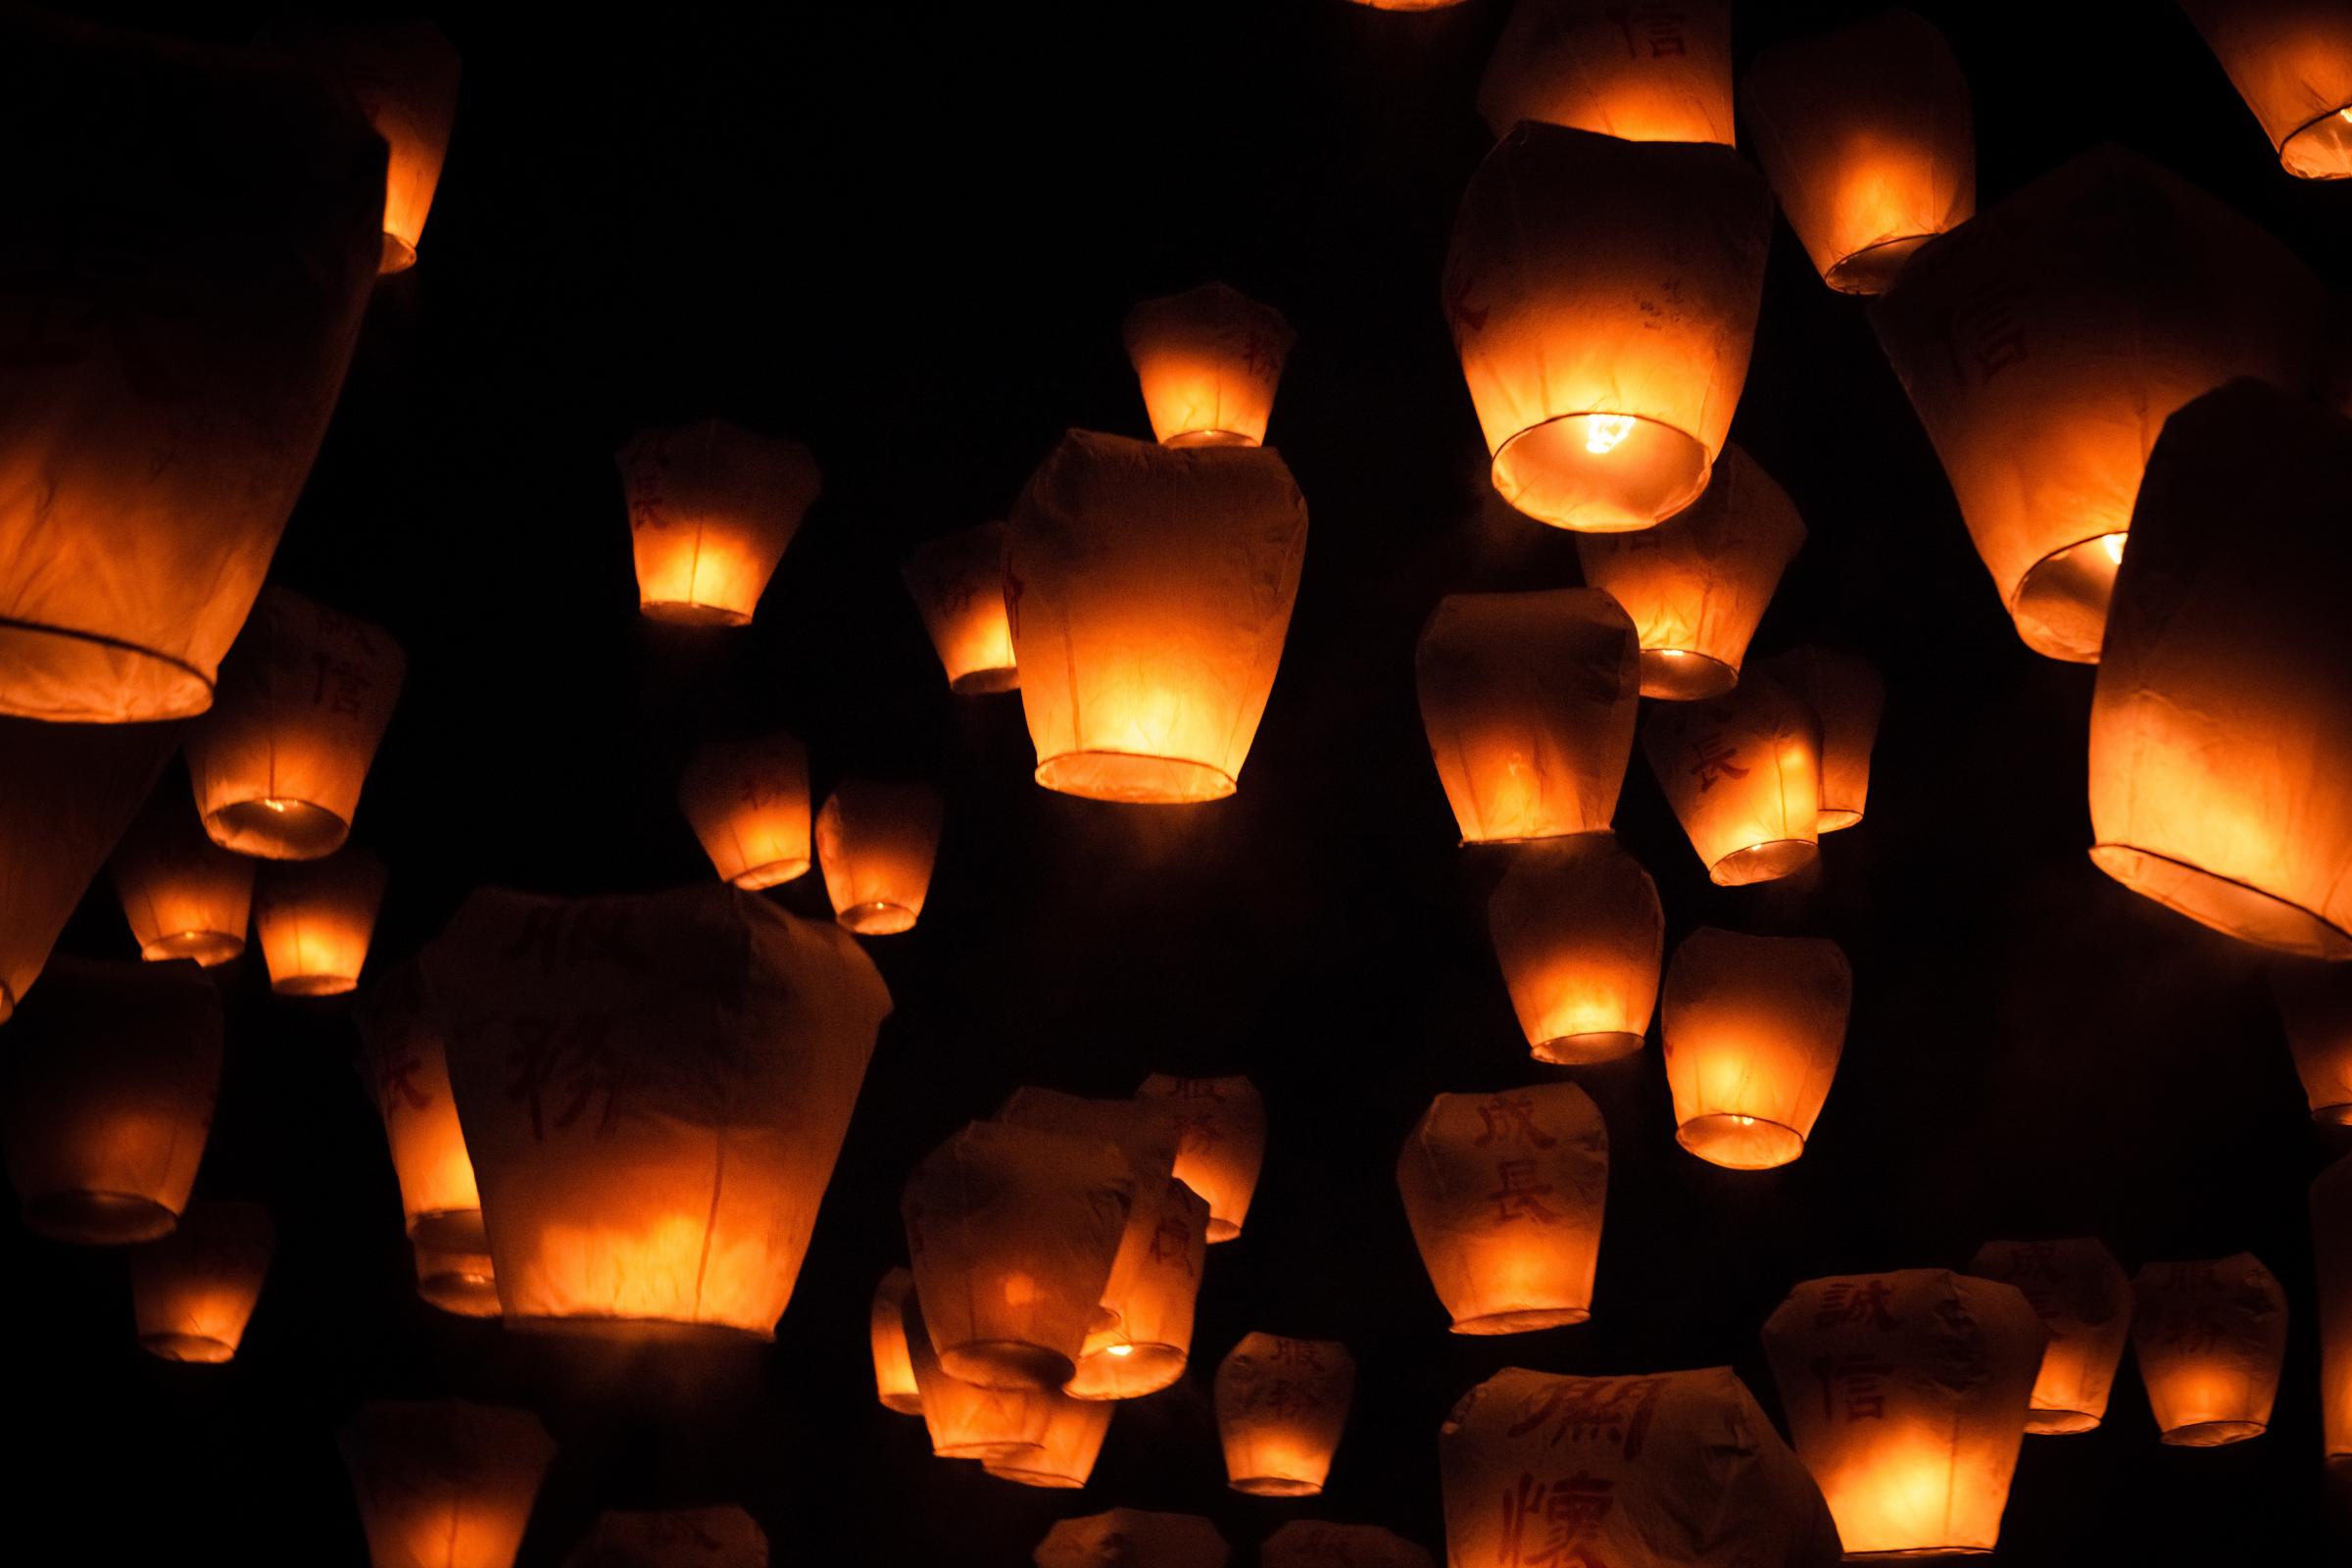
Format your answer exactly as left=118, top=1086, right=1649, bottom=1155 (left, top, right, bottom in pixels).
left=1214, top=1332, right=1354, bottom=1495
left=2131, top=1253, right=2288, bottom=1446
left=903, top=522, right=1018, bottom=694
left=815, top=780, right=944, bottom=936
left=1123, top=283, right=1296, bottom=449
left=1133, top=1072, right=1266, bottom=1242
left=129, top=1199, right=273, bottom=1362
left=1487, top=835, right=1661, bottom=1064
left=255, top=847, right=385, bottom=996
left=266, top=18, right=461, bottom=272
left=1415, top=589, right=1641, bottom=843
left=618, top=419, right=821, bottom=627
left=1871, top=151, right=2326, bottom=663
left=1, top=957, right=220, bottom=1244
left=1660, top=928, right=1849, bottom=1171
left=871, top=1267, right=924, bottom=1414
left=1006, top=431, right=1306, bottom=803
left=2314, top=1155, right=2352, bottom=1467
left=111, top=783, right=255, bottom=966
left=1762, top=1270, right=2045, bottom=1558
left=1575, top=446, right=1805, bottom=700
left=1035, top=1511, right=1228, bottom=1568
left=1758, top=646, right=1884, bottom=833
left=1445, top=123, right=1770, bottom=533
left=2182, top=0, right=2352, bottom=178
left=184, top=587, right=405, bottom=859
left=1396, top=1084, right=1607, bottom=1334
left=1741, top=11, right=1975, bottom=295
left=676, top=733, right=809, bottom=891
left=341, top=1400, right=554, bottom=1568
left=1642, top=674, right=1823, bottom=886
left=2274, top=961, right=2352, bottom=1123
left=1262, top=1524, right=1432, bottom=1568
left=1966, top=1237, right=2132, bottom=1435
left=1477, top=0, right=1733, bottom=145
left=983, top=1394, right=1114, bottom=1489
left=564, top=1507, right=766, bottom=1568
left=354, top=965, right=496, bottom=1317
left=903, top=1286, right=1110, bottom=1473
left=423, top=885, right=892, bottom=1339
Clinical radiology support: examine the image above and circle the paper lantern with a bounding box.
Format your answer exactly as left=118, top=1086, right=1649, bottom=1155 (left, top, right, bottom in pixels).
left=1396, top=1084, right=1608, bottom=1335
left=1642, top=674, right=1823, bottom=886
left=2314, top=1155, right=2352, bottom=1467
left=2131, top=1254, right=2288, bottom=1446
left=2182, top=0, right=2352, bottom=178
left=1005, top=430, right=1306, bottom=803
left=341, top=1400, right=554, bottom=1568
left=1758, top=647, right=1884, bottom=833
left=1741, top=11, right=1974, bottom=294
left=255, top=847, right=385, bottom=997
left=1966, top=1237, right=2133, bottom=1435
left=1261, top=1524, right=1432, bottom=1568
left=564, top=1507, right=766, bottom=1568
left=2275, top=962, right=2352, bottom=1123
left=675, top=733, right=809, bottom=891
left=1762, top=1270, right=2046, bottom=1558
left=423, top=885, right=892, bottom=1340
left=129, top=1198, right=272, bottom=1362
left=871, top=1267, right=925, bottom=1414
left=1477, top=0, right=1733, bottom=145
left=266, top=18, right=461, bottom=272
left=1487, top=835, right=1661, bottom=1064
left=1, top=957, right=220, bottom=1244
left=1660, top=928, right=1849, bottom=1171
left=903, top=1292, right=1115, bottom=1484
left=1035, top=1511, right=1228, bottom=1568
left=1444, top=123, right=1771, bottom=534
left=983, top=1394, right=1115, bottom=1490
left=184, top=587, right=406, bottom=859
left=1123, top=283, right=1296, bottom=449
left=354, top=964, right=497, bottom=1317
left=1214, top=1332, right=1354, bottom=1496
left=1871, top=150, right=2327, bottom=664
left=815, top=780, right=944, bottom=935
left=1133, top=1072, right=1266, bottom=1243
left=111, top=783, right=254, bottom=966
left=618, top=419, right=821, bottom=627
left=903, top=522, right=1019, bottom=694
left=1575, top=446, right=1805, bottom=700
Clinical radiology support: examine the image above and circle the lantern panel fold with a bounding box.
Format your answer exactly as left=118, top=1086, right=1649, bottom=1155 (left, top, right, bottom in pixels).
left=1476, top=0, right=1734, bottom=146
left=903, top=522, right=1019, bottom=694
left=1262, top=1523, right=1433, bottom=1568
left=341, top=1399, right=554, bottom=1568
left=1215, top=1332, right=1355, bottom=1496
left=130, top=1197, right=272, bottom=1362
left=562, top=1506, right=767, bottom=1568
left=1758, top=647, right=1884, bottom=832
left=2131, top=1253, right=2288, bottom=1446
left=2313, top=1155, right=2352, bottom=1468
left=1134, top=1073, right=1266, bottom=1243
left=112, top=780, right=255, bottom=966
left=677, top=733, right=810, bottom=891
left=618, top=419, right=821, bottom=627
left=1966, top=1237, right=2132, bottom=1435
left=1642, top=674, right=1823, bottom=886
left=1034, top=1510, right=1229, bottom=1568
left=256, top=846, right=385, bottom=996
left=870, top=1266, right=924, bottom=1415
left=266, top=18, right=462, bottom=272
left=1487, top=834, right=1661, bottom=1063
left=1661, top=928, right=1849, bottom=1170
left=355, top=962, right=497, bottom=1317
left=1123, top=283, right=1296, bottom=449
left=2182, top=0, right=2352, bottom=178
left=815, top=779, right=944, bottom=936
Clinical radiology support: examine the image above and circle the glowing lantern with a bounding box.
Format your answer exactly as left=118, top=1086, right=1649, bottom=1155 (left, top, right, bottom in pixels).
left=1123, top=283, right=1295, bottom=449
left=983, top=1396, right=1114, bottom=1490
left=618, top=419, right=821, bottom=627
left=1444, top=123, right=1770, bottom=534
left=1758, top=646, right=1884, bottom=833
left=1262, top=1524, right=1432, bottom=1568
left=1006, top=430, right=1306, bottom=803
left=903, top=1289, right=1114, bottom=1483
left=1477, top=0, right=1733, bottom=145
left=677, top=733, right=810, bottom=891
left=1487, top=835, right=1661, bottom=1064
left=1642, top=674, right=1823, bottom=886
left=2182, top=0, right=2352, bottom=178
left=354, top=965, right=496, bottom=1317
left=1214, top=1332, right=1354, bottom=1495
left=870, top=1267, right=924, bottom=1414
left=1035, top=1511, right=1228, bottom=1568
left=255, top=847, right=385, bottom=997
left=129, top=1199, right=273, bottom=1362
left=111, top=784, right=255, bottom=966
left=1762, top=1270, right=2045, bottom=1558
left=1871, top=150, right=2326, bottom=663
left=1, top=957, right=220, bottom=1244
left=2131, top=1254, right=2288, bottom=1446
left=266, top=19, right=461, bottom=272
left=1660, top=928, right=1849, bottom=1171
left=2314, top=1155, right=2352, bottom=1467
left=184, top=587, right=405, bottom=859
left=1574, top=446, right=1806, bottom=700
left=2274, top=962, right=2352, bottom=1123
left=341, top=1400, right=554, bottom=1568
left=423, top=885, right=892, bottom=1339
left=1966, top=1237, right=2132, bottom=1435
left=1396, top=1084, right=1607, bottom=1335
left=1134, top=1072, right=1266, bottom=1242
left=903, top=522, right=1018, bottom=694
left=564, top=1507, right=766, bottom=1568
left=815, top=780, right=944, bottom=936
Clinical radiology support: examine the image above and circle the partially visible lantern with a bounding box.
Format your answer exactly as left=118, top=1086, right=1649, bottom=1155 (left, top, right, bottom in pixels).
left=111, top=782, right=255, bottom=966
left=1214, top=1332, right=1354, bottom=1495
left=1134, top=1072, right=1266, bottom=1243
left=1758, top=646, right=1885, bottom=833
left=984, top=1394, right=1115, bottom=1490
left=1660, top=928, right=1849, bottom=1170
left=129, top=1198, right=273, bottom=1362
left=1966, top=1237, right=2133, bottom=1435
left=1006, top=431, right=1307, bottom=803
left=564, top=1507, right=766, bottom=1568
left=871, top=1267, right=924, bottom=1415
left=618, top=420, right=821, bottom=627
left=1262, top=1524, right=1433, bottom=1568
left=2182, top=0, right=2352, bottom=178
left=677, top=733, right=810, bottom=891
left=1035, top=1510, right=1228, bottom=1568
left=1477, top=0, right=1734, bottom=146
left=1642, top=674, right=1823, bottom=886
left=354, top=964, right=497, bottom=1317
left=256, top=847, right=385, bottom=996
left=265, top=18, right=462, bottom=272
left=904, top=1287, right=1113, bottom=1478
left=1123, top=283, right=1296, bottom=449
left=1487, top=835, right=1661, bottom=1063
left=815, top=780, right=944, bottom=936
left=2314, top=1155, right=2352, bottom=1467
left=341, top=1400, right=554, bottom=1568
left=2274, top=961, right=2352, bottom=1123
left=2131, top=1254, right=2288, bottom=1446
left=1396, top=1084, right=1608, bottom=1334
left=903, top=523, right=1019, bottom=694
left=1444, top=123, right=1771, bottom=533
left=1762, top=1270, right=2046, bottom=1558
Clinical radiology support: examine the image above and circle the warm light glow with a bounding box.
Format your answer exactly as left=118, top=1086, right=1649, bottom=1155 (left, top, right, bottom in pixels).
left=816, top=780, right=944, bottom=936
left=1642, top=672, right=1823, bottom=885
left=131, top=1200, right=272, bottom=1363
left=1968, top=1238, right=2133, bottom=1435
left=2132, top=1254, right=2287, bottom=1446
left=870, top=1267, right=925, bottom=1415
left=354, top=966, right=496, bottom=1318
left=1662, top=928, right=1849, bottom=1170
left=1760, top=645, right=1885, bottom=832
left=2276, top=961, right=2352, bottom=1123
left=256, top=847, right=385, bottom=997
left=619, top=419, right=821, bottom=627
left=903, top=521, right=1020, bottom=694
left=2101, top=530, right=2127, bottom=565
left=1477, top=0, right=1734, bottom=145
left=1216, top=1333, right=1354, bottom=1496
left=1123, top=283, right=1295, bottom=449
left=2182, top=1, right=2352, bottom=178
left=1134, top=1074, right=1266, bottom=1243
left=266, top=19, right=461, bottom=274
left=1583, top=415, right=1635, bottom=455
left=677, top=732, right=810, bottom=890
left=1487, top=834, right=1661, bottom=1063
left=111, top=784, right=256, bottom=967
left=340, top=1400, right=554, bottom=1568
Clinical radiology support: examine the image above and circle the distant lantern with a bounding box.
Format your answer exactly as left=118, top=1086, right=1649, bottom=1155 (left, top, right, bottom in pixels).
left=1871, top=150, right=2326, bottom=664
left=1477, top=0, right=1734, bottom=145
left=184, top=587, right=406, bottom=860
left=1444, top=122, right=1771, bottom=534
left=2275, top=962, right=2352, bottom=1123
left=1660, top=928, right=1850, bottom=1171
left=904, top=1291, right=1114, bottom=1484
left=266, top=18, right=462, bottom=272
left=2181, top=0, right=2352, bottom=178
left=1967, top=1237, right=2133, bottom=1435
left=1035, top=1510, right=1229, bottom=1568
left=903, top=522, right=1019, bottom=694
left=677, top=733, right=810, bottom=891
left=1575, top=446, right=1806, bottom=700
left=1262, top=1524, right=1433, bottom=1568
left=1123, top=283, right=1296, bottom=449
left=2131, top=1254, right=2288, bottom=1446
left=1642, top=673, right=1823, bottom=885
left=1758, top=646, right=1885, bottom=832
left=1, top=958, right=221, bottom=1244
left=2314, top=1156, right=2352, bottom=1468
left=870, top=1267, right=925, bottom=1415
left=563, top=1507, right=767, bottom=1568
left=1134, top=1073, right=1267, bottom=1243
left=111, top=783, right=255, bottom=966
left=1487, top=835, right=1662, bottom=1064
left=423, top=886, right=892, bottom=1339
left=341, top=1400, right=554, bottom=1568
left=1763, top=1270, right=2046, bottom=1558
left=255, top=847, right=385, bottom=997
left=1214, top=1332, right=1355, bottom=1496
left=618, top=419, right=821, bottom=627
left=1396, top=1084, right=1608, bottom=1335
left=129, top=1199, right=273, bottom=1363
left=353, top=965, right=496, bottom=1317
left=815, top=779, right=945, bottom=936
left=1006, top=430, right=1307, bottom=803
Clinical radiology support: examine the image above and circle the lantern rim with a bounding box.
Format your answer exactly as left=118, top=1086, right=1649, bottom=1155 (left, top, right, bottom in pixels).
left=1530, top=1030, right=1644, bottom=1065
left=1065, top=1342, right=1189, bottom=1399
left=205, top=798, right=350, bottom=859
left=23, top=1189, right=181, bottom=1245
left=2315, top=1102, right=2352, bottom=1127
left=1205, top=1216, right=1242, bottom=1243
left=1228, top=1476, right=1324, bottom=1497
left=1637, top=648, right=1739, bottom=702
left=2280, top=104, right=2352, bottom=180
left=0, top=616, right=216, bottom=723
left=139, top=1332, right=237, bottom=1364
left=2024, top=1407, right=2102, bottom=1435
left=838, top=900, right=918, bottom=936
left=140, top=930, right=246, bottom=966
left=983, top=1460, right=1087, bottom=1488
left=948, top=665, right=1021, bottom=696
left=1163, top=428, right=1261, bottom=449
left=378, top=231, right=416, bottom=273
left=729, top=858, right=810, bottom=891
left=639, top=599, right=756, bottom=628
left=1676, top=1112, right=1806, bottom=1170
left=1707, top=838, right=1818, bottom=887
left=2088, top=844, right=2352, bottom=959
left=2011, top=531, right=2129, bottom=663
left=1034, top=751, right=1239, bottom=805
left=1447, top=1305, right=1591, bottom=1335
left=506, top=1314, right=776, bottom=1345
left=2160, top=1418, right=2268, bottom=1447
left=1841, top=1550, right=1994, bottom=1560
left=940, top=1339, right=1078, bottom=1392
left=1824, top=233, right=1935, bottom=296
left=878, top=1391, right=925, bottom=1416
left=1457, top=825, right=1620, bottom=850
left=1490, top=413, right=1710, bottom=533
left=1818, top=805, right=1865, bottom=833
left=417, top=1269, right=501, bottom=1317
left=271, top=971, right=361, bottom=997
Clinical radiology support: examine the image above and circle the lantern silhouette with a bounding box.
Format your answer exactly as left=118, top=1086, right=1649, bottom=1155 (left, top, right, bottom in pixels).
left=564, top=1507, right=766, bottom=1568
left=1443, top=122, right=1771, bottom=533
left=1214, top=1332, right=1354, bottom=1495
left=904, top=1286, right=1113, bottom=1479
left=2314, top=1155, right=2352, bottom=1467
left=1415, top=589, right=1642, bottom=843
left=1762, top=1270, right=2045, bottom=1558
left=871, top=1267, right=924, bottom=1414
left=255, top=847, right=385, bottom=996
left=112, top=782, right=254, bottom=966
left=2, top=957, right=220, bottom=1244
left=129, top=1198, right=272, bottom=1362
left=1871, top=150, right=2327, bottom=663
left=1134, top=1073, right=1266, bottom=1243
left=1006, top=430, right=1307, bottom=803
left=1741, top=11, right=1975, bottom=294
left=1262, top=1524, right=1432, bottom=1568
left=1661, top=928, right=1849, bottom=1171
left=2274, top=961, right=2352, bottom=1123
left=1487, top=835, right=1661, bottom=1063
left=2131, top=1254, right=2288, bottom=1446
left=1575, top=446, right=1806, bottom=700
left=341, top=1400, right=555, bottom=1568
left=423, top=885, right=892, bottom=1339
left=677, top=733, right=810, bottom=891
left=1758, top=646, right=1884, bottom=833
left=354, top=964, right=496, bottom=1317
left=1035, top=1510, right=1228, bottom=1568
left=1966, top=1237, right=2133, bottom=1435
left=184, top=587, right=406, bottom=859
left=265, top=18, right=461, bottom=272
left=1397, top=1084, right=1608, bottom=1334
left=2182, top=0, right=2352, bottom=178
left=618, top=419, right=821, bottom=627
left=0, top=12, right=383, bottom=723
left=1642, top=674, right=1823, bottom=886
left=815, top=780, right=944, bottom=935
left=1477, top=0, right=1734, bottom=145
left=1123, top=283, right=1295, bottom=450
left=903, top=522, right=1019, bottom=694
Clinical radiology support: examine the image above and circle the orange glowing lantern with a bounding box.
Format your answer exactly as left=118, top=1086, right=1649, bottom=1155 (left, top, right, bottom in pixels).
left=266, top=18, right=461, bottom=273
left=1214, top=1332, right=1354, bottom=1495
left=1006, top=430, right=1307, bottom=803
left=871, top=1266, right=925, bottom=1415
left=1035, top=1510, right=1228, bottom=1568
left=677, top=733, right=810, bottom=891
left=1660, top=928, right=1849, bottom=1170
left=2275, top=961, right=2352, bottom=1123
left=1134, top=1072, right=1266, bottom=1243
left=1487, top=835, right=1661, bottom=1064
left=903, top=522, right=1019, bottom=694
left=1123, top=283, right=1296, bottom=449
left=1262, top=1524, right=1432, bottom=1568
left=1397, top=1084, right=1607, bottom=1335
left=815, top=780, right=944, bottom=935
left=129, top=1198, right=272, bottom=1362
left=2131, top=1253, right=2287, bottom=1446
left=2182, top=0, right=2352, bottom=178
left=1642, top=674, right=1823, bottom=885
left=255, top=847, right=385, bottom=997
left=618, top=419, right=821, bottom=627
left=2314, top=1155, right=2352, bottom=1468
left=1477, top=0, right=1733, bottom=145
left=1966, top=1237, right=2133, bottom=1435
left=341, top=1399, right=554, bottom=1568
left=903, top=1288, right=1115, bottom=1482
left=111, top=782, right=254, bottom=966
left=564, top=1507, right=766, bottom=1568
left=1758, top=646, right=1884, bottom=833
left=354, top=964, right=496, bottom=1317
left=983, top=1396, right=1114, bottom=1490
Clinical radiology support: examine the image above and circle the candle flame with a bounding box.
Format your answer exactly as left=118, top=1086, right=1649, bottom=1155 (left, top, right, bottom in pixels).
left=2101, top=531, right=2127, bottom=566
left=1585, top=415, right=1637, bottom=456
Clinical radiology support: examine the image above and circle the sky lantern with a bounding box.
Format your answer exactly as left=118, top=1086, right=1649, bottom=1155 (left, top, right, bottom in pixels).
left=1396, top=1084, right=1608, bottom=1335
left=1476, top=0, right=1734, bottom=145
left=129, top=1199, right=273, bottom=1363
left=562, top=1507, right=767, bottom=1568
left=1214, top=1332, right=1355, bottom=1495
left=2131, top=1254, right=2288, bottom=1446
left=1005, top=430, right=1307, bottom=804
left=340, top=1400, right=555, bottom=1568
left=424, top=885, right=892, bottom=1339
left=2313, top=1155, right=2352, bottom=1468
left=1261, top=1524, right=1433, bottom=1568
left=1443, top=122, right=1771, bottom=534
left=1966, top=1237, right=2133, bottom=1435
left=903, top=1285, right=1114, bottom=1479
left=265, top=18, right=461, bottom=273
left=903, top=522, right=1019, bottom=694
left=1871, top=152, right=2326, bottom=664
left=1034, top=1510, right=1229, bottom=1568
left=1487, top=835, right=1661, bottom=1064
left=983, top=1393, right=1115, bottom=1489
left=677, top=733, right=811, bottom=891
left=354, top=964, right=496, bottom=1317
left=870, top=1267, right=925, bottom=1415
left=1133, top=1073, right=1265, bottom=1243
left=1642, top=673, right=1823, bottom=886
left=255, top=847, right=385, bottom=996
left=1660, top=928, right=1850, bottom=1171
left=1123, top=283, right=1296, bottom=448
left=2181, top=0, right=2352, bottom=178
left=1763, top=1270, right=2046, bottom=1558
left=618, top=419, right=821, bottom=627
left=111, top=782, right=255, bottom=966
left=815, top=779, right=944, bottom=935
left=2274, top=961, right=2352, bottom=1123
left=1758, top=646, right=1884, bottom=833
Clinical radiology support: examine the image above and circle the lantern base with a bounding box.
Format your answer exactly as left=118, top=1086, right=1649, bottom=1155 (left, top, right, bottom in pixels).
left=22, top=1189, right=180, bottom=1245
left=948, top=665, right=1022, bottom=695
left=1448, top=1306, right=1590, bottom=1335
left=379, top=230, right=417, bottom=273
left=0, top=617, right=214, bottom=722
left=1677, top=1113, right=1805, bottom=1170
left=1163, top=428, right=1260, bottom=448
left=2088, top=844, right=2352, bottom=959
left=413, top=1221, right=500, bottom=1317
left=2160, top=1419, right=2267, bottom=1447
left=729, top=858, right=810, bottom=892
left=2316, top=1102, right=2352, bottom=1127
left=204, top=797, right=350, bottom=859
left=1035, top=751, right=1238, bottom=805
left=985, top=1461, right=1087, bottom=1489
left=837, top=901, right=918, bottom=936
left=641, top=600, right=756, bottom=628
left=1818, top=805, right=1864, bottom=833
left=2011, top=533, right=2125, bottom=663
left=879, top=1391, right=926, bottom=1416
left=1638, top=648, right=1738, bottom=701
left=940, top=1339, right=1077, bottom=1392
left=1065, top=1341, right=1188, bottom=1399
left=2025, top=1407, right=2102, bottom=1435
left=940, top=1437, right=1041, bottom=1463
left=139, top=1332, right=236, bottom=1364
left=1491, top=414, right=1710, bottom=533
left=417, top=1270, right=502, bottom=1318
left=271, top=971, right=361, bottom=997
left=507, top=1315, right=774, bottom=1345
left=1708, top=839, right=1818, bottom=887
left=1530, top=1030, right=1644, bottom=1066
left=1841, top=1549, right=1993, bottom=1560
left=140, top=930, right=246, bottom=966
left=1228, top=1477, right=1324, bottom=1497
left=1824, top=233, right=1935, bottom=295
left=1206, top=1216, right=1242, bottom=1243
left=2281, top=105, right=2352, bottom=179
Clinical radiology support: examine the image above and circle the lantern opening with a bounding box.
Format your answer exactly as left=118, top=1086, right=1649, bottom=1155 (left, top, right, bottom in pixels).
left=1034, top=750, right=1237, bottom=805
left=987, top=1456, right=1080, bottom=1487
left=730, top=857, right=810, bottom=891
left=1491, top=413, right=1709, bottom=534
left=24, top=1188, right=179, bottom=1245
left=1069, top=1339, right=1187, bottom=1398
left=1675, top=1111, right=1805, bottom=1170
left=943, top=1338, right=1081, bottom=1392
left=380, top=232, right=416, bottom=273
left=2087, top=844, right=2352, bottom=959
left=1709, top=838, right=1819, bottom=887
left=640, top=598, right=756, bottom=628
left=2283, top=103, right=2352, bottom=178
left=1231, top=1477, right=1323, bottom=1498
left=0, top=624, right=215, bottom=724
left=1824, top=233, right=1934, bottom=296
left=139, top=930, right=244, bottom=966
left=273, top=970, right=360, bottom=998
left=1639, top=648, right=1739, bottom=702
left=1450, top=1305, right=1590, bottom=1336
left=140, top=1331, right=236, bottom=1364
left=1531, top=1030, right=1643, bottom=1066
left=2318, top=1102, right=2352, bottom=1127
left=951, top=666, right=1021, bottom=696
left=416, top=1256, right=499, bottom=1317
left=2162, top=1418, right=2267, bottom=1447
left=2011, top=533, right=2127, bottom=664
left=1820, top=806, right=1865, bottom=833
left=1163, top=429, right=1256, bottom=449
left=839, top=899, right=918, bottom=936
left=205, top=796, right=349, bottom=859
left=2025, top=1409, right=2100, bottom=1437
